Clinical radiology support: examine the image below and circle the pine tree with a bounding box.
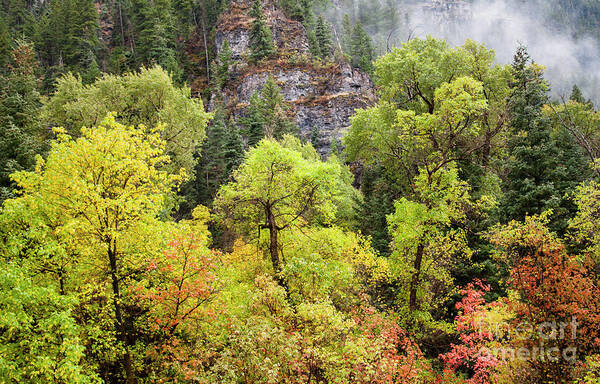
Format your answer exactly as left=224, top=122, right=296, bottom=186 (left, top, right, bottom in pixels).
left=2, top=0, right=35, bottom=36
left=131, top=0, right=182, bottom=80
left=193, top=104, right=228, bottom=204
left=308, top=29, right=320, bottom=58
left=243, top=91, right=265, bottom=148
left=0, top=40, right=43, bottom=201
left=82, top=52, right=101, bottom=84
left=310, top=126, right=320, bottom=148
left=299, top=0, right=314, bottom=25
left=350, top=22, right=374, bottom=73
left=570, top=84, right=585, bottom=103
left=249, top=0, right=275, bottom=62
left=191, top=103, right=244, bottom=206
left=500, top=46, right=587, bottom=233
left=242, top=77, right=297, bottom=145
left=33, top=0, right=100, bottom=88
left=279, top=0, right=313, bottom=23
left=0, top=16, right=10, bottom=70
left=223, top=116, right=244, bottom=175
left=330, top=137, right=341, bottom=155
left=315, top=15, right=332, bottom=60
left=259, top=76, right=297, bottom=139
left=214, top=40, right=233, bottom=90
left=341, top=14, right=352, bottom=55
left=569, top=84, right=593, bottom=108
left=357, top=167, right=394, bottom=256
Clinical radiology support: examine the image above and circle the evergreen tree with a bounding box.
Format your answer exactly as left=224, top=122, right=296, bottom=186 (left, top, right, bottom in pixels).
left=315, top=15, right=332, bottom=59
left=2, top=0, right=35, bottom=36
left=571, top=84, right=585, bottom=103
left=249, top=0, right=275, bottom=62
left=357, top=166, right=394, bottom=256
left=308, top=29, right=320, bottom=58
left=279, top=0, right=313, bottom=23
left=81, top=52, right=100, bottom=84
left=242, top=77, right=298, bottom=146
left=0, top=40, right=43, bottom=201
left=34, top=0, right=100, bottom=75
left=300, top=0, right=314, bottom=25
left=243, top=91, right=265, bottom=148
left=223, top=116, right=244, bottom=175
left=213, top=40, right=233, bottom=90
left=350, top=21, right=374, bottom=73
left=341, top=14, right=352, bottom=56
left=192, top=104, right=244, bottom=206
left=499, top=47, right=587, bottom=233
left=131, top=0, right=182, bottom=80
left=310, top=126, right=320, bottom=148
left=0, top=16, right=10, bottom=70
left=570, top=84, right=593, bottom=108
left=193, top=104, right=228, bottom=205
left=259, top=76, right=297, bottom=139
left=330, top=136, right=341, bottom=155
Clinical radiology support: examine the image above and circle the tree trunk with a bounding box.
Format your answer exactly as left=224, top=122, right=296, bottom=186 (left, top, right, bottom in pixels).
left=117, top=0, right=125, bottom=49
left=195, top=7, right=210, bottom=83
left=409, top=243, right=425, bottom=312
left=107, top=244, right=136, bottom=384
left=267, top=209, right=281, bottom=274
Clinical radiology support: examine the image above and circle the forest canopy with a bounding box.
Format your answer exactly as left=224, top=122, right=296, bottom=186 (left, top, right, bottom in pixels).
left=2, top=0, right=600, bottom=383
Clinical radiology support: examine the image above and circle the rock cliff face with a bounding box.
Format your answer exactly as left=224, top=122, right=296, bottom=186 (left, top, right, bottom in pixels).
left=214, top=0, right=376, bottom=154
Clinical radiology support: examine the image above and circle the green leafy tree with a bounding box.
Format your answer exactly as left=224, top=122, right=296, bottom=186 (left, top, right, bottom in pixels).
left=378, top=76, right=487, bottom=314
left=6, top=115, right=184, bottom=383
left=215, top=139, right=341, bottom=279
left=388, top=165, right=472, bottom=315
left=0, top=263, right=97, bottom=383
left=569, top=161, right=600, bottom=264
left=348, top=38, right=512, bottom=192
left=347, top=38, right=507, bottom=320
left=544, top=99, right=600, bottom=171
left=249, top=0, right=275, bottom=62
left=42, top=65, right=211, bottom=173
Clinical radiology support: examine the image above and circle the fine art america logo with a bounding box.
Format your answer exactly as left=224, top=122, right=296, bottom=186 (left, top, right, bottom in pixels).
left=475, top=317, right=580, bottom=362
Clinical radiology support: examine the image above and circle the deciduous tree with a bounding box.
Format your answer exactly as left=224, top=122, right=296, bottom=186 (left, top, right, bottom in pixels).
left=215, top=138, right=340, bottom=279
left=43, top=65, right=211, bottom=173
left=8, top=114, right=184, bottom=383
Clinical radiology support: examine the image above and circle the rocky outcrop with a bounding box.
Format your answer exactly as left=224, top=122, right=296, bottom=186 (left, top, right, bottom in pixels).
left=215, top=0, right=310, bottom=60
left=214, top=0, right=376, bottom=154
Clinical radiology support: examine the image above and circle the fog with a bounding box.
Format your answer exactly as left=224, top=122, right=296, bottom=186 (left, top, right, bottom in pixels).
left=328, top=0, right=600, bottom=103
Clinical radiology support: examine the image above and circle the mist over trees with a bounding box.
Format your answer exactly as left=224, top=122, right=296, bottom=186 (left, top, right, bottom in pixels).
left=323, top=0, right=600, bottom=103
